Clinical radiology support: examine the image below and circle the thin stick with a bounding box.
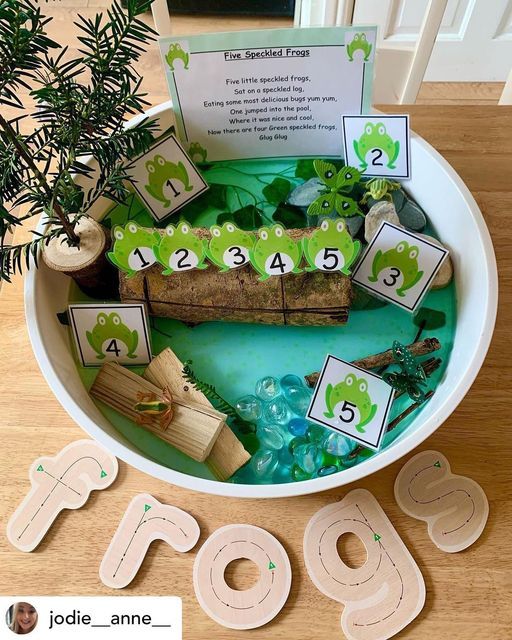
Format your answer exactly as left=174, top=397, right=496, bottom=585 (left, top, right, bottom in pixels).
left=304, top=337, right=441, bottom=387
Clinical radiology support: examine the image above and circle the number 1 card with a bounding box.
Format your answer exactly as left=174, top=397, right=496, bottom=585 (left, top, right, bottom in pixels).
left=306, top=355, right=395, bottom=450
left=68, top=304, right=152, bottom=367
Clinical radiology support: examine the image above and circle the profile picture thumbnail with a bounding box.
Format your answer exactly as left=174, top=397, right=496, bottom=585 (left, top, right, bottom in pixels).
left=6, top=602, right=38, bottom=635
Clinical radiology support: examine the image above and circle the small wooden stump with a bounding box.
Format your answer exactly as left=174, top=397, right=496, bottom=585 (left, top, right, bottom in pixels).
left=42, top=216, right=118, bottom=298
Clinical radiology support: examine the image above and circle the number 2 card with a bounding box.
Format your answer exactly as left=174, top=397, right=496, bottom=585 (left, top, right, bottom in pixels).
left=306, top=355, right=395, bottom=450
left=342, top=114, right=411, bottom=179
left=351, top=222, right=450, bottom=313
left=68, top=304, right=152, bottom=367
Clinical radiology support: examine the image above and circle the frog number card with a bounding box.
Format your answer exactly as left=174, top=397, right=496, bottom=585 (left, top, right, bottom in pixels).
left=351, top=222, right=450, bottom=313
left=306, top=356, right=395, bottom=450
left=159, top=27, right=376, bottom=161
left=127, top=133, right=209, bottom=222
left=68, top=303, right=152, bottom=367
left=342, top=114, right=411, bottom=179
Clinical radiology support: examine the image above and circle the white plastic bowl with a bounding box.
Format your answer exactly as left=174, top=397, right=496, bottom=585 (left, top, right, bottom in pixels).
left=25, top=102, right=498, bottom=498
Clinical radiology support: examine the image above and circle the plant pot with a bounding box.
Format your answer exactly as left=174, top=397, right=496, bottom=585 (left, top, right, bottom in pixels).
left=42, top=216, right=118, bottom=298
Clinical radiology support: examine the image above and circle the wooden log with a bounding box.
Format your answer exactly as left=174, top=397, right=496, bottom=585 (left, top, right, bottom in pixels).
left=42, top=216, right=118, bottom=298
left=119, top=227, right=353, bottom=326
left=144, top=348, right=250, bottom=481
left=304, top=337, right=442, bottom=387
left=90, top=362, right=225, bottom=462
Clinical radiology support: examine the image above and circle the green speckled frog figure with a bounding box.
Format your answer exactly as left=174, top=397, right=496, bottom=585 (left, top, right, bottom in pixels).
left=86, top=312, right=138, bottom=359
left=250, top=224, right=303, bottom=282
left=353, top=122, right=400, bottom=170
left=154, top=221, right=208, bottom=276
left=324, top=373, right=377, bottom=433
left=303, top=219, right=361, bottom=275
left=369, top=240, right=424, bottom=297
left=206, top=222, right=255, bottom=272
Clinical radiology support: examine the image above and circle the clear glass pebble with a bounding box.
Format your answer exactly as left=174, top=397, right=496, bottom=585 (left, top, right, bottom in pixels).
left=263, top=396, right=292, bottom=425
left=235, top=394, right=262, bottom=422
left=285, top=385, right=312, bottom=416
left=257, top=424, right=285, bottom=450
left=255, top=376, right=281, bottom=401
left=317, top=465, right=338, bottom=477
left=325, top=432, right=354, bottom=458
left=294, top=443, right=322, bottom=474
left=251, top=449, right=278, bottom=478
left=280, top=374, right=303, bottom=391
left=278, top=446, right=294, bottom=466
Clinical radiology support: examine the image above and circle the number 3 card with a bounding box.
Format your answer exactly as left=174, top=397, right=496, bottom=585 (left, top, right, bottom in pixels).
left=68, top=304, right=152, bottom=367
left=342, top=114, right=410, bottom=179
left=351, top=222, right=450, bottom=312
left=306, top=356, right=395, bottom=450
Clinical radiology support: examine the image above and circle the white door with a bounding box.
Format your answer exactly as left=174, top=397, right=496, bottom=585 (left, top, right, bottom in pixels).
left=352, top=0, right=512, bottom=81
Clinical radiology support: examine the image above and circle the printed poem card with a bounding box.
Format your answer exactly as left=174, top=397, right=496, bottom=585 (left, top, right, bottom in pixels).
left=159, top=27, right=376, bottom=161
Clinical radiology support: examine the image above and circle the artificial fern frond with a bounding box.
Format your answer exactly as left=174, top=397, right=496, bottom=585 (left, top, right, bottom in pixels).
left=182, top=361, right=239, bottom=419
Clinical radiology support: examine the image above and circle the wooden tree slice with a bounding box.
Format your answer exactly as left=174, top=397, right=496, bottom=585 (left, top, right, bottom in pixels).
left=42, top=216, right=118, bottom=297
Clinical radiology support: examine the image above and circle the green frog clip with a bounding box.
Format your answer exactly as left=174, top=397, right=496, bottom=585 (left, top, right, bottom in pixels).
left=369, top=240, right=423, bottom=297
left=324, top=373, right=377, bottom=433
left=353, top=122, right=400, bottom=170
left=206, top=222, right=255, bottom=272
left=154, top=221, right=208, bottom=276
left=107, top=222, right=161, bottom=277
left=249, top=224, right=303, bottom=282
left=303, top=219, right=361, bottom=275
left=86, top=312, right=139, bottom=360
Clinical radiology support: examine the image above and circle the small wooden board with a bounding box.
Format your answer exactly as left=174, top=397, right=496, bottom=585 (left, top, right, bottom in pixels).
left=304, top=488, right=425, bottom=640
left=7, top=439, right=118, bottom=552
left=100, top=493, right=200, bottom=588
left=90, top=362, right=225, bottom=462
left=394, top=450, right=489, bottom=552
left=193, top=524, right=292, bottom=630
left=144, top=348, right=250, bottom=480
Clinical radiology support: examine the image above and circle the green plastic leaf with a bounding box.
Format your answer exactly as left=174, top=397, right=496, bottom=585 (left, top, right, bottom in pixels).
left=307, top=192, right=335, bottom=217
left=230, top=205, right=263, bottom=230
left=313, top=159, right=338, bottom=188
left=413, top=307, right=446, bottom=330
left=273, top=204, right=307, bottom=228
left=295, top=159, right=317, bottom=180
left=262, top=177, right=291, bottom=206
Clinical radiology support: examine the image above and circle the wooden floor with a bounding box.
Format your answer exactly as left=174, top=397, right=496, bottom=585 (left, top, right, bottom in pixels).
left=37, top=2, right=505, bottom=105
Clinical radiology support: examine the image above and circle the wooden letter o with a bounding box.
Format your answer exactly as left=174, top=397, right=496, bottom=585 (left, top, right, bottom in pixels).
left=193, top=524, right=292, bottom=630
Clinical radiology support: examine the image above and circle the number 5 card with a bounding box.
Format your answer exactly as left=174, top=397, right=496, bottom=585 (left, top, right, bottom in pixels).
left=68, top=303, right=152, bottom=367
left=351, top=222, right=450, bottom=313
left=342, top=114, right=411, bottom=179
left=306, top=356, right=395, bottom=450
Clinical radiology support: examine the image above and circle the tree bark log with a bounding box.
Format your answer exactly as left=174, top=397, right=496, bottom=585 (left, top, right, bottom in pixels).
left=119, top=227, right=353, bottom=326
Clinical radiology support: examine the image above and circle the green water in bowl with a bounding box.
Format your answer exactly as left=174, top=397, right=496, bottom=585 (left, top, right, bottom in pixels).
left=73, top=158, right=456, bottom=484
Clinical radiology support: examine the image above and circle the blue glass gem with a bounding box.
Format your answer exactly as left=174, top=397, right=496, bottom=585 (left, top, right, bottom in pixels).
left=317, top=465, right=338, bottom=477
left=280, top=374, right=304, bottom=391
left=294, top=443, right=322, bottom=474
left=263, top=396, right=292, bottom=425
left=285, top=385, right=312, bottom=417
left=288, top=417, right=309, bottom=437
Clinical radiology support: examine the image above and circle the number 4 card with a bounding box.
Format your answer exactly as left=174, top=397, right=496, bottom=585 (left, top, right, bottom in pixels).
left=351, top=222, right=450, bottom=313
left=68, top=303, right=152, bottom=367
left=342, top=114, right=411, bottom=179
left=306, top=355, right=395, bottom=450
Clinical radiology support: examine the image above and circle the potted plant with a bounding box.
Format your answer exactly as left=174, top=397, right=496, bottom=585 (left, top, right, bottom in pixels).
left=0, top=0, right=158, bottom=296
